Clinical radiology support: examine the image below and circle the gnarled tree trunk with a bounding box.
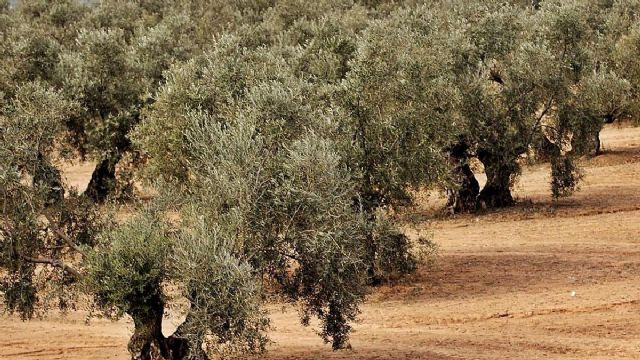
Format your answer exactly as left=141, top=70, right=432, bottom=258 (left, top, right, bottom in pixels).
left=358, top=192, right=384, bottom=286
left=476, top=150, right=516, bottom=209
left=85, top=155, right=121, bottom=203
left=595, top=115, right=616, bottom=155
left=446, top=139, right=480, bottom=213
left=594, top=131, right=602, bottom=155
left=128, top=293, right=190, bottom=360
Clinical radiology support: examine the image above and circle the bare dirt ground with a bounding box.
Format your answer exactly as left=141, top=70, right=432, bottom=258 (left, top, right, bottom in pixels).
left=2, top=124, right=639, bottom=359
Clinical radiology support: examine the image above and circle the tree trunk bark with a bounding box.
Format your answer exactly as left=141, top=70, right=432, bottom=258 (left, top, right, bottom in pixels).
left=353, top=191, right=384, bottom=286
left=362, top=197, right=381, bottom=286
left=365, top=228, right=381, bottom=286
left=450, top=164, right=480, bottom=212
left=128, top=293, right=190, bottom=360
left=476, top=151, right=515, bottom=209
left=594, top=131, right=602, bottom=155
left=446, top=140, right=479, bottom=213
left=85, top=155, right=120, bottom=203
left=596, top=115, right=616, bottom=155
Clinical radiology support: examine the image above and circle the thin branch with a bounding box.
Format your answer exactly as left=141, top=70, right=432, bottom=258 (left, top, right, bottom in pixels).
left=508, top=97, right=555, bottom=163
left=20, top=254, right=81, bottom=281
left=2, top=223, right=81, bottom=280
left=44, top=213, right=86, bottom=256
left=528, top=97, right=554, bottom=142
left=535, top=98, right=554, bottom=125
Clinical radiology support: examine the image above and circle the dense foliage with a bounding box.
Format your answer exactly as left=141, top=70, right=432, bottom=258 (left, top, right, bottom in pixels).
left=1, top=0, right=638, bottom=359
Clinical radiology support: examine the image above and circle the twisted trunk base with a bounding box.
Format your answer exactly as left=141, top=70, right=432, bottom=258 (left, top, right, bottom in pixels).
left=477, top=151, right=515, bottom=209
left=449, top=164, right=480, bottom=213
left=128, top=295, right=190, bottom=360
left=85, top=155, right=120, bottom=203
left=446, top=140, right=480, bottom=213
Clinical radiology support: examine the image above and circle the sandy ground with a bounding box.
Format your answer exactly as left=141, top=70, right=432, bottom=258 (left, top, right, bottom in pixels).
left=2, top=124, right=640, bottom=359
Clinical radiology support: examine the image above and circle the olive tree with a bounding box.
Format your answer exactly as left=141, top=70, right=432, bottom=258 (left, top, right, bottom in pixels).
left=5, top=1, right=640, bottom=359
left=130, top=44, right=370, bottom=357
left=341, top=6, right=458, bottom=280
left=23, top=0, right=197, bottom=202
left=1, top=1, right=142, bottom=204
left=609, top=14, right=640, bottom=127
left=1, top=5, right=371, bottom=358
left=570, top=0, right=640, bottom=153
left=57, top=27, right=143, bottom=201
left=0, top=82, right=99, bottom=318
left=15, top=0, right=88, bottom=45
left=443, top=0, right=628, bottom=210
left=0, top=50, right=367, bottom=360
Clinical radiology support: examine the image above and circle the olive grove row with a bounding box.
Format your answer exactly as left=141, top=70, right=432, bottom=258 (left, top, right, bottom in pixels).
left=1, top=0, right=639, bottom=359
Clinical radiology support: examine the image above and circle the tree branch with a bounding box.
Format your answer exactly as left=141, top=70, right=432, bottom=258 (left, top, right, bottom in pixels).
left=528, top=97, right=554, bottom=144
left=3, top=223, right=82, bottom=281
left=20, top=254, right=82, bottom=281
left=44, top=213, right=86, bottom=256
left=535, top=98, right=554, bottom=126
left=508, top=97, right=555, bottom=163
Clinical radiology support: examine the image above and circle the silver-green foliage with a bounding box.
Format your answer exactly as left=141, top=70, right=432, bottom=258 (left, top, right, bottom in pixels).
left=163, top=78, right=369, bottom=351
left=0, top=82, right=96, bottom=318
left=4, top=1, right=640, bottom=359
